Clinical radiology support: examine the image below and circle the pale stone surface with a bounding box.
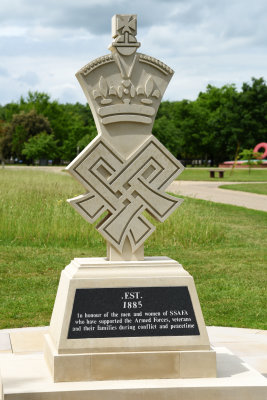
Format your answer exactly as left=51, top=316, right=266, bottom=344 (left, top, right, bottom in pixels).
left=9, top=328, right=48, bottom=354
left=180, top=350, right=216, bottom=378
left=1, top=348, right=267, bottom=400
left=66, top=14, right=184, bottom=261
left=0, top=334, right=11, bottom=353
left=45, top=330, right=215, bottom=382
left=0, top=372, right=2, bottom=400
left=208, top=326, right=267, bottom=377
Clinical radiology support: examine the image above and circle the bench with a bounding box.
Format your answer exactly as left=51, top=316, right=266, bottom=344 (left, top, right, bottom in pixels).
left=209, top=169, right=225, bottom=178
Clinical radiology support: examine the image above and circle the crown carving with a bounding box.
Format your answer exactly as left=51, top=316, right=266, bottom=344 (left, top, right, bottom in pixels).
left=75, top=15, right=174, bottom=132
left=93, top=75, right=160, bottom=125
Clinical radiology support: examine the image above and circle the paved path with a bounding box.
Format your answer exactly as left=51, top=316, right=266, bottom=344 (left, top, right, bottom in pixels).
left=3, top=165, right=65, bottom=173
left=0, top=326, right=266, bottom=377
left=168, top=180, right=267, bottom=212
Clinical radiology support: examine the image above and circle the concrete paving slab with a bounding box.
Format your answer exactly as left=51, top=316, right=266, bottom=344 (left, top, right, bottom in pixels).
left=9, top=328, right=48, bottom=354
left=0, top=334, right=11, bottom=353
left=207, top=326, right=267, bottom=343
left=5, top=166, right=64, bottom=174
left=207, top=327, right=267, bottom=376
left=168, top=181, right=267, bottom=212
left=217, top=342, right=267, bottom=357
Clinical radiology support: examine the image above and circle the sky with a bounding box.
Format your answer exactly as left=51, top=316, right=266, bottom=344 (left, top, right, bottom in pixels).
left=1, top=0, right=267, bottom=105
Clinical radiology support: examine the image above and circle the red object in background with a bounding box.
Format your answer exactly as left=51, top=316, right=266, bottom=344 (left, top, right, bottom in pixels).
left=253, top=142, right=267, bottom=159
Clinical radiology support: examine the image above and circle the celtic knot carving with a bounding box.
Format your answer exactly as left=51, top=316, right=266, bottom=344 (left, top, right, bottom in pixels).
left=67, top=136, right=183, bottom=253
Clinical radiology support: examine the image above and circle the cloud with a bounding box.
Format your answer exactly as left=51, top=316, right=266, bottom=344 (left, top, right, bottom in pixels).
left=17, top=71, right=40, bottom=86
left=0, top=66, right=8, bottom=77
left=0, top=0, right=267, bottom=105
left=0, top=0, right=188, bottom=33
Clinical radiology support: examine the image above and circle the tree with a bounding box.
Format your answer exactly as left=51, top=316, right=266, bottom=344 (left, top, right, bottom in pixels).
left=239, top=77, right=267, bottom=148
left=0, top=102, right=20, bottom=122
left=239, top=148, right=262, bottom=174
left=22, top=132, right=58, bottom=162
left=195, top=84, right=241, bottom=164
left=0, top=120, right=12, bottom=167
left=0, top=79, right=266, bottom=166
left=77, top=126, right=98, bottom=152
left=152, top=115, right=182, bottom=157
left=19, top=91, right=51, bottom=115
left=10, top=109, right=52, bottom=159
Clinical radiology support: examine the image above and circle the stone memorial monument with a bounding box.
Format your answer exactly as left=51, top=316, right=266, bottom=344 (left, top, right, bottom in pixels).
left=1, top=13, right=267, bottom=400
left=43, top=13, right=216, bottom=382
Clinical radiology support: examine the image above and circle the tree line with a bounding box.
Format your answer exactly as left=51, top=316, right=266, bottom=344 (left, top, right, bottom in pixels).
left=0, top=77, right=266, bottom=166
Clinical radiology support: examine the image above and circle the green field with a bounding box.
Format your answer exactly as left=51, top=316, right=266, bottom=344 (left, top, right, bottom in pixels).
left=0, top=169, right=266, bottom=329
left=220, top=183, right=267, bottom=195
left=177, top=168, right=267, bottom=182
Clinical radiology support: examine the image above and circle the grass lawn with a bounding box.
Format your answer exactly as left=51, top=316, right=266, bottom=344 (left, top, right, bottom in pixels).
left=220, top=183, right=267, bottom=195
left=177, top=168, right=267, bottom=182
left=0, top=169, right=266, bottom=330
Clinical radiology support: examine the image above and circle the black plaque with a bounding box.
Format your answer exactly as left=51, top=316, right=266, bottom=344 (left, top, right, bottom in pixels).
left=68, top=286, right=199, bottom=339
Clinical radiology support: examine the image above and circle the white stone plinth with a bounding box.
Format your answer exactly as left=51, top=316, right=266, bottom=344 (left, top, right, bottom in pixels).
left=44, top=257, right=216, bottom=382
left=1, top=348, right=267, bottom=400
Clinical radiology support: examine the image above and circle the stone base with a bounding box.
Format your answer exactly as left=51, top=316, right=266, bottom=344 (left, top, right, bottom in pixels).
left=44, top=257, right=216, bottom=382
left=44, top=332, right=216, bottom=382
left=1, top=348, right=267, bottom=400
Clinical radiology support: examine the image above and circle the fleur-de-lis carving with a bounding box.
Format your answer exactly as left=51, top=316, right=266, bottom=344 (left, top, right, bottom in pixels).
left=93, top=74, right=161, bottom=107
left=99, top=76, right=108, bottom=98
left=145, top=76, right=154, bottom=97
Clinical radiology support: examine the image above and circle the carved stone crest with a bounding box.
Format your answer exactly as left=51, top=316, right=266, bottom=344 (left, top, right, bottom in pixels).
left=67, top=14, right=184, bottom=261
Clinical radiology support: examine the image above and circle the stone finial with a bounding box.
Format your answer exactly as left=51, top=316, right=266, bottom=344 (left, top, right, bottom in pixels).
left=110, top=14, right=140, bottom=55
